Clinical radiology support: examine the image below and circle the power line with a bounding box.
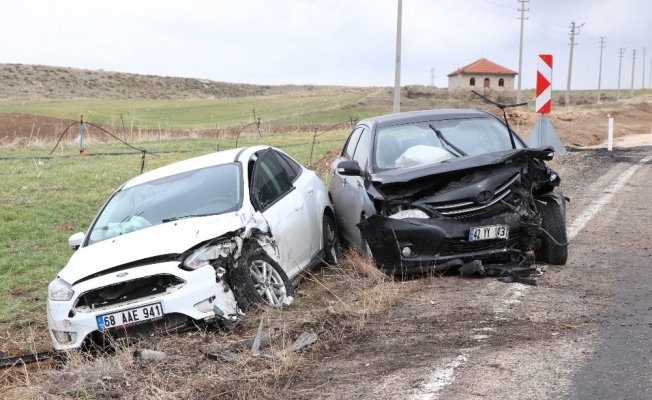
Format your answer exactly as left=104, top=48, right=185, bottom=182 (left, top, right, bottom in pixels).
left=465, top=0, right=515, bottom=19
left=529, top=4, right=567, bottom=28
left=528, top=17, right=568, bottom=38
left=528, top=19, right=568, bottom=46
left=477, top=0, right=517, bottom=10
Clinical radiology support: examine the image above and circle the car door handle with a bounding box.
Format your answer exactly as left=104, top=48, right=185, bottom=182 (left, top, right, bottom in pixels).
left=295, top=201, right=304, bottom=211
left=307, top=186, right=314, bottom=194
left=342, top=178, right=347, bottom=186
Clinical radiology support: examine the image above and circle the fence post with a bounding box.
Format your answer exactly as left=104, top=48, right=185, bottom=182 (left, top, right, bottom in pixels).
left=309, top=126, right=318, bottom=168
left=79, top=115, right=85, bottom=157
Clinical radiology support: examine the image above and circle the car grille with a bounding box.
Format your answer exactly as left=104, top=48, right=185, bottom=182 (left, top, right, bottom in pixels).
left=75, top=274, right=186, bottom=311
left=429, top=173, right=520, bottom=219
left=440, top=232, right=521, bottom=255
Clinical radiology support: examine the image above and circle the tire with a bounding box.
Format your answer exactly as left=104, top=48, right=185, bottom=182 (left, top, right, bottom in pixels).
left=231, top=249, right=294, bottom=310
left=322, top=214, right=338, bottom=264
left=536, top=197, right=568, bottom=265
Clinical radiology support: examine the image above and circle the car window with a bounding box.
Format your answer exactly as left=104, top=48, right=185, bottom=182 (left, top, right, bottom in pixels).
left=342, top=127, right=363, bottom=160
left=88, top=163, right=243, bottom=245
left=276, top=151, right=302, bottom=183
left=353, top=127, right=372, bottom=170
left=375, top=117, right=524, bottom=169
left=251, top=150, right=294, bottom=211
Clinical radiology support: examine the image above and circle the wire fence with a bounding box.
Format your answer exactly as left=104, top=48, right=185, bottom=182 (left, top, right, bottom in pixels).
left=2, top=111, right=359, bottom=174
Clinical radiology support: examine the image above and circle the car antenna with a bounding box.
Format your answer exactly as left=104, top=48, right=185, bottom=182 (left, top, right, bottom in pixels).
left=471, top=90, right=527, bottom=150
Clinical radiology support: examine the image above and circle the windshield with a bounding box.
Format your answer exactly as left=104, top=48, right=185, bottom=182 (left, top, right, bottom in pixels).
left=374, top=117, right=524, bottom=170
left=88, top=163, right=242, bottom=245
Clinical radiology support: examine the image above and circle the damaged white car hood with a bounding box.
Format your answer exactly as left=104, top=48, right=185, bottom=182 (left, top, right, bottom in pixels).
left=58, top=212, right=247, bottom=285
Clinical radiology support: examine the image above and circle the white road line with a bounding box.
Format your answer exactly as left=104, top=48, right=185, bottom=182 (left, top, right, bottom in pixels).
left=411, top=154, right=652, bottom=399
left=412, top=354, right=470, bottom=400
left=567, top=155, right=652, bottom=239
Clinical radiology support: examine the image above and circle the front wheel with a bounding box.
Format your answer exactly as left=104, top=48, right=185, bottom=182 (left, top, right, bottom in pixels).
left=536, top=198, right=568, bottom=265
left=231, top=249, right=294, bottom=310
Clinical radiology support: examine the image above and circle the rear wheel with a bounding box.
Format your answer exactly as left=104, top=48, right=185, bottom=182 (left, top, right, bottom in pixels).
left=231, top=249, right=294, bottom=310
left=536, top=198, right=568, bottom=265
left=322, top=214, right=338, bottom=264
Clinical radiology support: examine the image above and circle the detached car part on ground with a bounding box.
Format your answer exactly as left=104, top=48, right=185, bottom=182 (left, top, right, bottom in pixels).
left=329, top=109, right=568, bottom=277
left=47, top=146, right=337, bottom=350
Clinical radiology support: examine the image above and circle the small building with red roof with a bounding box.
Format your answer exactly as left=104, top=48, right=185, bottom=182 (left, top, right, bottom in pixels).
left=447, top=58, right=517, bottom=90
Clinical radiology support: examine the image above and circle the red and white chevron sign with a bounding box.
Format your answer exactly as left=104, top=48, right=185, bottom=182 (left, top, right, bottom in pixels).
left=536, top=54, right=553, bottom=114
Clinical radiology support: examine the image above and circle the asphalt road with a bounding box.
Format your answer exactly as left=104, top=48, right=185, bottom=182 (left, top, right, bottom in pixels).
left=283, top=147, right=652, bottom=399
left=572, top=151, right=652, bottom=399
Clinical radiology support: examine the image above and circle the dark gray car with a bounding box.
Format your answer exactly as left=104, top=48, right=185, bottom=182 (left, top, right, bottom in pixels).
left=329, top=109, right=567, bottom=276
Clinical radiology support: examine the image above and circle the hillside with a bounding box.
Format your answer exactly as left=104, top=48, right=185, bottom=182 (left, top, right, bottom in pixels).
left=0, top=63, right=374, bottom=100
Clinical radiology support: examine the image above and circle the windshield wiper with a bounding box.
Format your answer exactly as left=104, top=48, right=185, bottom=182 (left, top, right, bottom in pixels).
left=162, top=213, right=217, bottom=223
left=428, top=124, right=467, bottom=157
left=471, top=90, right=527, bottom=150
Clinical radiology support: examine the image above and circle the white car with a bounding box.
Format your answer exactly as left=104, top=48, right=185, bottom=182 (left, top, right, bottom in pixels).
left=47, top=146, right=337, bottom=350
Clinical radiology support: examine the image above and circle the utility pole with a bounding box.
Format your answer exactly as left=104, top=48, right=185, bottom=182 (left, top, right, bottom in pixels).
left=642, top=47, right=646, bottom=89
left=597, top=37, right=606, bottom=104
left=631, top=49, right=637, bottom=97
left=393, top=0, right=402, bottom=113
left=516, top=0, right=529, bottom=103
left=565, top=22, right=585, bottom=108
left=617, top=47, right=627, bottom=101
left=430, top=68, right=436, bottom=86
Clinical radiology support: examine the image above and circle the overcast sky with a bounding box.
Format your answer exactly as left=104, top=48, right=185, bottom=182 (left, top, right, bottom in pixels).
left=1, top=0, right=650, bottom=91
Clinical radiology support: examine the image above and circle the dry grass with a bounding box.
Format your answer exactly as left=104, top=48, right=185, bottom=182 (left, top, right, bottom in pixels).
left=1, top=252, right=407, bottom=399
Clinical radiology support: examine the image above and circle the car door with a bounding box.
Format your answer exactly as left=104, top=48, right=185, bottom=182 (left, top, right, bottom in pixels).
left=330, top=127, right=363, bottom=244
left=348, top=126, right=374, bottom=249
left=275, top=150, right=321, bottom=259
left=330, top=126, right=375, bottom=249
left=251, top=149, right=312, bottom=278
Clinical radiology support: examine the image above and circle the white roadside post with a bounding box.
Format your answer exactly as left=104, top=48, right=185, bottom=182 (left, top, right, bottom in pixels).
left=650, top=122, right=652, bottom=146
left=608, top=117, right=614, bottom=151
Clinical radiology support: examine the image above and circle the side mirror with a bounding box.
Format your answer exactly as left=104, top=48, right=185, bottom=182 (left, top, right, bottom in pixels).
left=68, top=232, right=85, bottom=250
left=336, top=160, right=362, bottom=176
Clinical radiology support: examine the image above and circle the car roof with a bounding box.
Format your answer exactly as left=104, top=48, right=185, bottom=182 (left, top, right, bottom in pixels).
left=123, top=146, right=269, bottom=189
left=358, top=109, right=495, bottom=129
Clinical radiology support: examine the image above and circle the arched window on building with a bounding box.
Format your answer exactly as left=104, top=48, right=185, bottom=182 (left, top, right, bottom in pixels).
left=499, top=78, right=505, bottom=87
left=483, top=78, right=490, bottom=88
left=469, top=78, right=476, bottom=86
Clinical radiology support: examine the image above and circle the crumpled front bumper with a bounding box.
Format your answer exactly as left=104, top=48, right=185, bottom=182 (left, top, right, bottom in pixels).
left=47, top=262, right=238, bottom=350
left=358, top=211, right=527, bottom=275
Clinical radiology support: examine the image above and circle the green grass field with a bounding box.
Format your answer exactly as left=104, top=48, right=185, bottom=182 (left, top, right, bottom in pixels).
left=0, top=130, right=348, bottom=324
left=0, top=93, right=385, bottom=130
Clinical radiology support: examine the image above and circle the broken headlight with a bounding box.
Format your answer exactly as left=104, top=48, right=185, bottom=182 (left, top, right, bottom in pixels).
left=182, top=242, right=235, bottom=271
left=48, top=278, right=74, bottom=301
left=389, top=209, right=429, bottom=220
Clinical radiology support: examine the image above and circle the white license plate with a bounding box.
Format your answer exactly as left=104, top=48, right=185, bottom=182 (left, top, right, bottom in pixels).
left=96, top=302, right=164, bottom=331
left=469, top=225, right=509, bottom=241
